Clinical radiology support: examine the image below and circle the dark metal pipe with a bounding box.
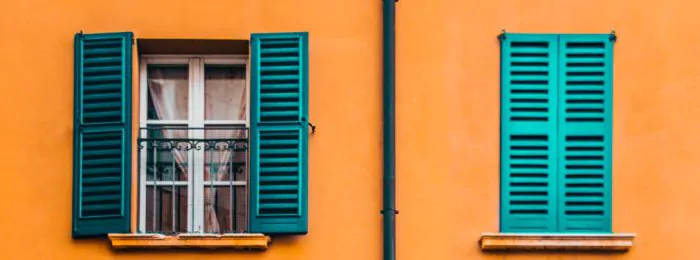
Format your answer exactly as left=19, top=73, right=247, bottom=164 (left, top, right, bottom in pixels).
left=382, top=0, right=397, bottom=259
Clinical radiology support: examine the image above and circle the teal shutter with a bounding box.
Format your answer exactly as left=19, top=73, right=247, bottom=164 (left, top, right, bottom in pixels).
left=557, top=35, right=612, bottom=233
left=500, top=34, right=559, bottom=232
left=249, top=32, right=309, bottom=234
left=72, top=32, right=133, bottom=237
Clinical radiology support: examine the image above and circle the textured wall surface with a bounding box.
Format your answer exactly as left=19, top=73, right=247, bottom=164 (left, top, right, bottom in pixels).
left=1, top=0, right=698, bottom=259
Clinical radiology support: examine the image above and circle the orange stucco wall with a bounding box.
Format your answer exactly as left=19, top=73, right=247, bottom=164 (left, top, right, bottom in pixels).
left=2, top=0, right=700, bottom=259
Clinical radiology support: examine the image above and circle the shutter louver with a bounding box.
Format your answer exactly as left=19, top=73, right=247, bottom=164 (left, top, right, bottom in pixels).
left=557, top=35, right=612, bottom=233
left=250, top=32, right=308, bottom=234
left=73, top=32, right=133, bottom=237
left=500, top=34, right=559, bottom=232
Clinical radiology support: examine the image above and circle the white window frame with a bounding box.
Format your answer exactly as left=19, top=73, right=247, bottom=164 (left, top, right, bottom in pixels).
left=138, top=54, right=250, bottom=233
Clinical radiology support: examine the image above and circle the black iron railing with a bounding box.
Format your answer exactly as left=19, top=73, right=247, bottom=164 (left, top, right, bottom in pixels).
left=138, top=126, right=249, bottom=234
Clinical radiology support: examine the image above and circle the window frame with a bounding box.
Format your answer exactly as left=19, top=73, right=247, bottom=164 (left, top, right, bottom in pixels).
left=137, top=54, right=251, bottom=233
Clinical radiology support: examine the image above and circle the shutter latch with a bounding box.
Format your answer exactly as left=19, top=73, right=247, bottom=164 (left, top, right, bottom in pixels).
left=308, top=122, right=316, bottom=134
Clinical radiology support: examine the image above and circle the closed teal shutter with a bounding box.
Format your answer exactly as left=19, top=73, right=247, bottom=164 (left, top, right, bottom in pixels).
left=72, top=32, right=133, bottom=237
left=557, top=35, right=612, bottom=233
left=249, top=32, right=309, bottom=234
left=500, top=34, right=559, bottom=232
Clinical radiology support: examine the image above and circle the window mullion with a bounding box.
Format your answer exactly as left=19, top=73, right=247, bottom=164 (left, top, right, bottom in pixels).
left=189, top=58, right=206, bottom=233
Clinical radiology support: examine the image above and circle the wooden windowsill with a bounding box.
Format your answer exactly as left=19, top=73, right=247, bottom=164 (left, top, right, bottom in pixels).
left=108, top=233, right=271, bottom=250
left=479, top=233, right=635, bottom=252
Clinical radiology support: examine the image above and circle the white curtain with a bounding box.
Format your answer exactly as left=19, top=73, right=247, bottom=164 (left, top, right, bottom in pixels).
left=202, top=66, right=247, bottom=233
left=148, top=68, right=189, bottom=179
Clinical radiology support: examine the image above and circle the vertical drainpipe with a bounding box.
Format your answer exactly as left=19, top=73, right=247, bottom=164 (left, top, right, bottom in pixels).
left=382, top=0, right=397, bottom=260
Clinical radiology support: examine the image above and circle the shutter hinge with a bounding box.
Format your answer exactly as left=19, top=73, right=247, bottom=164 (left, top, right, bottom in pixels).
left=609, top=30, right=617, bottom=43
left=308, top=122, right=316, bottom=134
left=498, top=29, right=507, bottom=42
left=74, top=116, right=82, bottom=131
left=77, top=30, right=84, bottom=38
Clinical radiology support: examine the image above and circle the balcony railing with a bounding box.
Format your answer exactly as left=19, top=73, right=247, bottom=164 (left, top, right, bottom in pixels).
left=138, top=126, right=249, bottom=234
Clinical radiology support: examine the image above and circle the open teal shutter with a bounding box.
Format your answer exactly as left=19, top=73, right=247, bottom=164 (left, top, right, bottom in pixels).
left=250, top=32, right=309, bottom=234
left=73, top=32, right=133, bottom=237
left=557, top=35, right=613, bottom=233
left=500, top=34, right=558, bottom=232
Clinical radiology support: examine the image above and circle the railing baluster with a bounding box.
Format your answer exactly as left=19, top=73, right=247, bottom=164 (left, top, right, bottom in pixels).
left=209, top=144, right=214, bottom=233
left=244, top=128, right=249, bottom=232
left=229, top=144, right=234, bottom=233
left=171, top=148, right=176, bottom=234
left=152, top=141, right=157, bottom=233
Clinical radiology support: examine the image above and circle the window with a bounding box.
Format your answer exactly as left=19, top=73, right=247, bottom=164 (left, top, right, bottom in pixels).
left=72, top=32, right=309, bottom=237
left=500, top=34, right=613, bottom=233
left=138, top=56, right=250, bottom=234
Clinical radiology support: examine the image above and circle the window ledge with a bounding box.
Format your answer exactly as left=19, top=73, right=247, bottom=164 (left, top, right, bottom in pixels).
left=479, top=233, right=635, bottom=252
left=108, top=233, right=271, bottom=250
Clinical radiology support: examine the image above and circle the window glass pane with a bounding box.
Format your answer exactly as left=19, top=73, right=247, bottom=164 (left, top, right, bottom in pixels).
left=203, top=128, right=248, bottom=182
left=148, top=65, right=189, bottom=120
left=202, top=127, right=248, bottom=233
left=205, top=65, right=246, bottom=121
left=145, top=127, right=189, bottom=182
left=145, top=186, right=188, bottom=234
left=203, top=186, right=247, bottom=233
